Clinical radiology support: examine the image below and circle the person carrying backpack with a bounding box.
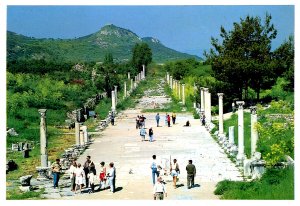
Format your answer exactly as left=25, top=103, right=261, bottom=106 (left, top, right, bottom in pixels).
left=150, top=155, right=160, bottom=185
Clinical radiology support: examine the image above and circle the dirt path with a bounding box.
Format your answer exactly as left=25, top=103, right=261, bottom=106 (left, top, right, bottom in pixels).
left=64, top=78, right=242, bottom=200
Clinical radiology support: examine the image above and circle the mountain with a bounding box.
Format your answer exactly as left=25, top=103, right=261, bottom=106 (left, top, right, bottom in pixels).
left=7, top=24, right=201, bottom=63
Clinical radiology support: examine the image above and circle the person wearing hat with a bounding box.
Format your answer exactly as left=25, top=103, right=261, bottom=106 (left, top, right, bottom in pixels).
left=153, top=176, right=167, bottom=200
left=186, top=160, right=196, bottom=189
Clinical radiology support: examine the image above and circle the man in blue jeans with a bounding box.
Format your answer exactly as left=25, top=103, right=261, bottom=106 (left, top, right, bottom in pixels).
left=150, top=155, right=160, bottom=185
left=51, top=158, right=62, bottom=189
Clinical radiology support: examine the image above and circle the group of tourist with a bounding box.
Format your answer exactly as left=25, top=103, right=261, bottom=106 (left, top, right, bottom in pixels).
left=51, top=156, right=116, bottom=194
left=150, top=154, right=197, bottom=200
left=136, top=114, right=147, bottom=129
left=139, top=126, right=154, bottom=142
left=164, top=112, right=176, bottom=127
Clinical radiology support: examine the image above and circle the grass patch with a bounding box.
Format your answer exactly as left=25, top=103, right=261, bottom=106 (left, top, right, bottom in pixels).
left=215, top=167, right=294, bottom=199
left=7, top=188, right=45, bottom=200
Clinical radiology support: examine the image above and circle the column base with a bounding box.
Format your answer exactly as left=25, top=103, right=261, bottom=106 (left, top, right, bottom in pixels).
left=36, top=166, right=51, bottom=181
left=41, top=154, right=48, bottom=168
left=236, top=153, right=245, bottom=166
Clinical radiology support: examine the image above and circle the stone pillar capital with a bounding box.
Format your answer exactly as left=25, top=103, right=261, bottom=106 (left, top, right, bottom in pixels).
left=236, top=101, right=245, bottom=109
left=200, top=87, right=204, bottom=90
left=250, top=106, right=257, bottom=115
left=38, top=109, right=47, bottom=117
left=203, top=88, right=209, bottom=92
left=217, top=93, right=224, bottom=98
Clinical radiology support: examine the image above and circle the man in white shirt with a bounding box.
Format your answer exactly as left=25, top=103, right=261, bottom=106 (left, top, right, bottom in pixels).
left=153, top=176, right=167, bottom=200
left=107, top=162, right=116, bottom=193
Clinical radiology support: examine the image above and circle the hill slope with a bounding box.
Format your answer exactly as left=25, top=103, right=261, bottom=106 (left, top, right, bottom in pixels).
left=7, top=24, right=201, bottom=63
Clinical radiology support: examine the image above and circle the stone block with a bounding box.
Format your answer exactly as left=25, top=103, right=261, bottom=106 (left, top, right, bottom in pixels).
left=11, top=144, right=19, bottom=151
left=19, top=186, right=32, bottom=192
left=243, top=159, right=252, bottom=177
left=20, top=175, right=33, bottom=186
left=251, top=160, right=266, bottom=179
left=252, top=152, right=261, bottom=160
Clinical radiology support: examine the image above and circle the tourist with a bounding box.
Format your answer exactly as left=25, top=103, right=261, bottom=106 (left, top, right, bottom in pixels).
left=107, top=162, right=116, bottom=193
left=83, top=156, right=95, bottom=187
left=167, top=114, right=171, bottom=127
left=150, top=155, right=160, bottom=185
left=141, top=114, right=146, bottom=127
left=136, top=115, right=140, bottom=129
left=184, top=120, right=191, bottom=127
left=170, top=159, right=180, bottom=189
left=149, top=127, right=154, bottom=142
left=186, top=160, right=196, bottom=189
left=51, top=158, right=62, bottom=189
left=202, top=114, right=206, bottom=126
left=153, top=176, right=167, bottom=200
left=140, top=126, right=147, bottom=141
left=88, top=167, right=96, bottom=193
left=99, top=161, right=107, bottom=189
left=111, top=112, right=115, bottom=126
left=171, top=112, right=176, bottom=124
left=155, top=113, right=160, bottom=127
left=69, top=160, right=77, bottom=191
left=75, top=163, right=85, bottom=194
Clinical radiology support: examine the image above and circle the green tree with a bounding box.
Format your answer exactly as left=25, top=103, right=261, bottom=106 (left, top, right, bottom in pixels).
left=95, top=53, right=120, bottom=97
left=131, top=43, right=152, bottom=72
left=205, top=14, right=277, bottom=101
left=272, top=36, right=294, bottom=91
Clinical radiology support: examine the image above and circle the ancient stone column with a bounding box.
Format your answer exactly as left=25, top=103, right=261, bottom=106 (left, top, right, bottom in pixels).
left=128, top=72, right=130, bottom=80
left=229, top=126, right=235, bottom=144
left=217, top=93, right=224, bottom=136
left=203, top=88, right=209, bottom=122
left=130, top=79, right=133, bottom=91
left=75, top=122, right=80, bottom=146
left=250, top=106, right=259, bottom=156
left=174, top=80, right=177, bottom=96
left=81, top=125, right=88, bottom=144
left=173, top=80, right=176, bottom=92
left=178, top=83, right=181, bottom=99
left=207, top=92, right=212, bottom=124
left=124, top=81, right=127, bottom=99
left=170, top=76, right=173, bottom=89
left=236, top=101, right=245, bottom=163
left=167, top=72, right=170, bottom=84
left=80, top=130, right=85, bottom=146
left=111, top=90, right=116, bottom=112
left=38, top=109, right=48, bottom=167
left=142, top=64, right=145, bottom=79
left=200, top=87, right=204, bottom=112
left=114, top=85, right=118, bottom=105
left=182, top=84, right=185, bottom=105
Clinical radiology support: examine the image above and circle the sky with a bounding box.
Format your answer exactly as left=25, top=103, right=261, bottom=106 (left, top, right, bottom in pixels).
left=6, top=5, right=294, bottom=57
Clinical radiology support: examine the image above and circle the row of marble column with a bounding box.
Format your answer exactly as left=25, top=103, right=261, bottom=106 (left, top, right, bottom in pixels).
left=112, top=65, right=146, bottom=112
left=216, top=96, right=259, bottom=164
left=166, top=72, right=185, bottom=105
left=37, top=65, right=147, bottom=168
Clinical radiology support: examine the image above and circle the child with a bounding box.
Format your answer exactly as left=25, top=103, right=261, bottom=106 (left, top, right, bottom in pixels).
left=88, top=167, right=96, bottom=193
left=99, top=161, right=107, bottom=189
